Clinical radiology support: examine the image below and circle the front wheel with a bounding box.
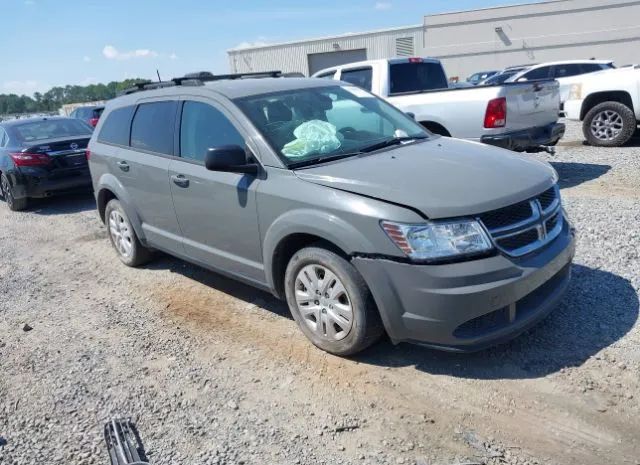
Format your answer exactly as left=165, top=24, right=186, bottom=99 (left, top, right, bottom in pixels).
left=583, top=102, right=637, bottom=147
left=0, top=174, right=28, bottom=211
left=284, top=246, right=384, bottom=356
left=105, top=199, right=153, bottom=267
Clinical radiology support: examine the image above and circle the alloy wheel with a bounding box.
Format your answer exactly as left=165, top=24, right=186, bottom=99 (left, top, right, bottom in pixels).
left=294, top=264, right=354, bottom=341
left=108, top=210, right=133, bottom=259
left=590, top=110, right=624, bottom=141
left=1, top=177, right=14, bottom=209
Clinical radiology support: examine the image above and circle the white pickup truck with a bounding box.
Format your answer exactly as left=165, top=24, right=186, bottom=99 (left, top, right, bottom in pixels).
left=313, top=57, right=565, bottom=153
left=563, top=65, right=640, bottom=147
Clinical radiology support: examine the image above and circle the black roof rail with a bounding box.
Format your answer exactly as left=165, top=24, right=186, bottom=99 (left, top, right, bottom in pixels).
left=118, top=70, right=292, bottom=96
left=118, top=80, right=176, bottom=96
left=172, top=70, right=283, bottom=85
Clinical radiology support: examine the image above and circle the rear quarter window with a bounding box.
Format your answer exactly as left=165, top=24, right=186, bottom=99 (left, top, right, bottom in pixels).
left=97, top=106, right=135, bottom=146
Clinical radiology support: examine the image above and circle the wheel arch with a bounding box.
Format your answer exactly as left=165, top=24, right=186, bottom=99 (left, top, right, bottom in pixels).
left=96, top=174, right=146, bottom=243
left=419, top=121, right=451, bottom=137
left=263, top=210, right=376, bottom=299
left=580, top=91, right=634, bottom=120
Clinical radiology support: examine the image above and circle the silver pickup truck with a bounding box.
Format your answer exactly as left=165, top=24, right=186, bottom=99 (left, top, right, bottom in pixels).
left=314, top=57, right=565, bottom=153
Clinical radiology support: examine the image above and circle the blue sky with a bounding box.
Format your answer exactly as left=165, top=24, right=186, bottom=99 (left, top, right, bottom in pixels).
left=4, top=0, right=537, bottom=96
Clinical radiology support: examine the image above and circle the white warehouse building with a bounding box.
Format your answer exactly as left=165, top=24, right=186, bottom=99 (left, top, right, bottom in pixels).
left=228, top=0, right=640, bottom=80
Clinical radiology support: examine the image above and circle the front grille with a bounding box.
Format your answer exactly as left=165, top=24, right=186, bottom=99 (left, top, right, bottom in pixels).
left=496, top=229, right=539, bottom=251
left=538, top=186, right=557, bottom=211
left=478, top=200, right=533, bottom=230
left=478, top=185, right=563, bottom=257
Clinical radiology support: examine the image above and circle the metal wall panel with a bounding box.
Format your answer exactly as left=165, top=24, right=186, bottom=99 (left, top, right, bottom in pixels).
left=228, top=26, right=425, bottom=75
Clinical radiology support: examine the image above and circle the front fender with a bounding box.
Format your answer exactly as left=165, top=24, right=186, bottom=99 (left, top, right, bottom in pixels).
left=262, top=208, right=379, bottom=292
left=96, top=173, right=146, bottom=243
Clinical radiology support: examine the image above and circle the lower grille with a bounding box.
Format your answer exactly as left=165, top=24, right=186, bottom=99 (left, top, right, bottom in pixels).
left=478, top=185, right=563, bottom=257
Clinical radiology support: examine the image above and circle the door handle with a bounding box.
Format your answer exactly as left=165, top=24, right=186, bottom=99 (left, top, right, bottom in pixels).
left=116, top=161, right=130, bottom=172
left=171, top=174, right=189, bottom=188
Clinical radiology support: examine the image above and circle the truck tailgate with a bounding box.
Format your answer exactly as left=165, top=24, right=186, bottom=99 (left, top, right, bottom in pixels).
left=504, top=80, right=560, bottom=131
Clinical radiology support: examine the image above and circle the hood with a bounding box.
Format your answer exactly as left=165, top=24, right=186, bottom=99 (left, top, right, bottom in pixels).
left=294, top=137, right=556, bottom=219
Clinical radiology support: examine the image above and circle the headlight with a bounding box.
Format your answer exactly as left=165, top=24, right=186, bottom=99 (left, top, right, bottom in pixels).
left=568, top=83, right=582, bottom=100
left=381, top=219, right=493, bottom=261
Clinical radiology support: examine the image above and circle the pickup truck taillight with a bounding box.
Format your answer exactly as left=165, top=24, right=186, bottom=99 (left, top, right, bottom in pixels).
left=89, top=117, right=99, bottom=127
left=9, top=152, right=51, bottom=167
left=484, top=97, right=507, bottom=128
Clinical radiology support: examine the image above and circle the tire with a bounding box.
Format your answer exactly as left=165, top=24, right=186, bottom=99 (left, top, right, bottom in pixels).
left=583, top=101, right=637, bottom=147
left=104, top=199, right=153, bottom=267
left=284, top=246, right=384, bottom=356
left=0, top=174, right=28, bottom=212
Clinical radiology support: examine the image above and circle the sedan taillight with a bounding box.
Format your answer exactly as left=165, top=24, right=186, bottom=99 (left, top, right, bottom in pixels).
left=9, top=152, right=51, bottom=167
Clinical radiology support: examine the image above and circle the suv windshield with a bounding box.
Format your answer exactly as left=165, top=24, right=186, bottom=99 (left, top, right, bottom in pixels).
left=235, top=85, right=428, bottom=168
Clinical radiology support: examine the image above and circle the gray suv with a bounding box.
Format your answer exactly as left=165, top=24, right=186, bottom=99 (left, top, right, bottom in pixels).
left=88, top=72, right=575, bottom=356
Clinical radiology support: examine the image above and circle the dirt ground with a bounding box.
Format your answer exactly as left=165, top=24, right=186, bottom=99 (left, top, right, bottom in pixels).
left=1, top=121, right=639, bottom=465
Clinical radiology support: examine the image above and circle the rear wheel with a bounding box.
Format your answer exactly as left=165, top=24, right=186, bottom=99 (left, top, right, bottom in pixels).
left=583, top=102, right=636, bottom=147
left=0, top=174, right=28, bottom=211
left=105, top=199, right=153, bottom=267
left=284, top=246, right=384, bottom=356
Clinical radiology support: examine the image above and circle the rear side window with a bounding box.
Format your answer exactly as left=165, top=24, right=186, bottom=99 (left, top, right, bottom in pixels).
left=522, top=66, right=551, bottom=80
left=130, top=101, right=178, bottom=155
left=97, top=106, right=135, bottom=146
left=180, top=101, right=245, bottom=162
left=340, top=68, right=373, bottom=91
left=389, top=62, right=448, bottom=95
left=552, top=64, right=583, bottom=78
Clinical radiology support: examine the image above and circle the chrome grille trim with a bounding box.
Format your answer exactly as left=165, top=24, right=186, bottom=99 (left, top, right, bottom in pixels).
left=479, top=185, right=563, bottom=257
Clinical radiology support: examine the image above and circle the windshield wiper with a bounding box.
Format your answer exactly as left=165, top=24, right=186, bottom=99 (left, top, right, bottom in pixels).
left=358, top=135, right=429, bottom=153
left=288, top=152, right=362, bottom=169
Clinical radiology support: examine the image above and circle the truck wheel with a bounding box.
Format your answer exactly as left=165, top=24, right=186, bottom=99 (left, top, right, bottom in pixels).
left=1, top=174, right=28, bottom=211
left=105, top=199, right=153, bottom=267
left=284, top=246, right=384, bottom=356
left=583, top=102, right=636, bottom=147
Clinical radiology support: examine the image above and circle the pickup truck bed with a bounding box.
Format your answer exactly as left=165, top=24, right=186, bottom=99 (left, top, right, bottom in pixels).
left=314, top=58, right=565, bottom=152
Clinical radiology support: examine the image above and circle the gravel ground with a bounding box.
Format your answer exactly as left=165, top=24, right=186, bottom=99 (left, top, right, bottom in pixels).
left=0, top=120, right=639, bottom=465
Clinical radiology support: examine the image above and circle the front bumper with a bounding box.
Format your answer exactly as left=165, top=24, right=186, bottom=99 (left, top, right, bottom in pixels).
left=352, top=221, right=575, bottom=352
left=10, top=167, right=92, bottom=199
left=481, top=122, right=566, bottom=152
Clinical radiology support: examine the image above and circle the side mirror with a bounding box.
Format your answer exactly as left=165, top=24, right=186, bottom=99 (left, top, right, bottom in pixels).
left=406, top=112, right=416, bottom=120
left=204, top=145, right=259, bottom=175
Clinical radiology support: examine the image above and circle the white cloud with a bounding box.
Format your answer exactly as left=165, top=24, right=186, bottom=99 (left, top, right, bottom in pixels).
left=83, top=56, right=91, bottom=63
left=2, top=80, right=42, bottom=95
left=103, top=45, right=159, bottom=61
left=232, top=37, right=269, bottom=50
left=169, top=52, right=178, bottom=60
left=374, top=1, right=392, bottom=10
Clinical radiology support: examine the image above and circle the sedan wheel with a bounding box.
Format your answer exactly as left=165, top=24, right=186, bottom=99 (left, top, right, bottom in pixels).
left=1, top=174, right=28, bottom=211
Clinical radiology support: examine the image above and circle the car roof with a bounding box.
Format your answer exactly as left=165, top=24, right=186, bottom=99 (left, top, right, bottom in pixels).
left=0, top=116, right=75, bottom=128
left=526, top=59, right=613, bottom=69
left=312, top=57, right=441, bottom=76
left=108, top=77, right=353, bottom=107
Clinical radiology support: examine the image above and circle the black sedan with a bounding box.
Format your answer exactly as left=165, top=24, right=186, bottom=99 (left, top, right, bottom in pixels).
left=0, top=117, right=93, bottom=211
